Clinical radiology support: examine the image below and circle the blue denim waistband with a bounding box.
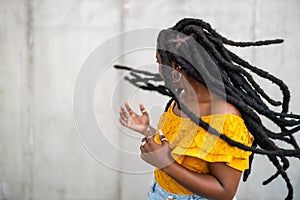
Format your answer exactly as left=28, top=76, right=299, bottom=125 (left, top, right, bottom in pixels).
left=147, top=179, right=209, bottom=200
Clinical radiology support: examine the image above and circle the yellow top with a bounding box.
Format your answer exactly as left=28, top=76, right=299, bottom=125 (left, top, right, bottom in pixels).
left=153, top=103, right=254, bottom=195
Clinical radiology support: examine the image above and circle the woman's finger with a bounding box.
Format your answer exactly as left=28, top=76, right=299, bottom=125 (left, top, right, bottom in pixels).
left=140, top=138, right=147, bottom=152
left=121, top=106, right=130, bottom=118
left=119, top=118, right=128, bottom=127
left=120, top=106, right=129, bottom=119
left=124, top=102, right=134, bottom=115
left=146, top=135, right=153, bottom=141
left=141, top=137, right=147, bottom=143
left=139, top=103, right=148, bottom=116
left=140, top=145, right=145, bottom=153
left=159, top=129, right=168, bottom=144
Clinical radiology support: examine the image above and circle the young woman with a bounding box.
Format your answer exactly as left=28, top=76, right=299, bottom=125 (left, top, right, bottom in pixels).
left=117, top=18, right=300, bottom=200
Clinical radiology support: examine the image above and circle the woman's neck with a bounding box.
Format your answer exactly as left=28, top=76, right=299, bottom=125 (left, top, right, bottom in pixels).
left=179, top=80, right=224, bottom=117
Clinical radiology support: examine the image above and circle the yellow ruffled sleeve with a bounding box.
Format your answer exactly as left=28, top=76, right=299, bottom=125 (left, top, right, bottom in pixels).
left=170, top=114, right=254, bottom=171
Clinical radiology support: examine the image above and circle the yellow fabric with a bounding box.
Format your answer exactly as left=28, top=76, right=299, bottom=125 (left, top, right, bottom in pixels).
left=153, top=103, right=254, bottom=195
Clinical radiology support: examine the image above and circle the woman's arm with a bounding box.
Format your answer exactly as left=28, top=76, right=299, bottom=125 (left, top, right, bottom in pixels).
left=162, top=161, right=241, bottom=200
left=140, top=136, right=242, bottom=200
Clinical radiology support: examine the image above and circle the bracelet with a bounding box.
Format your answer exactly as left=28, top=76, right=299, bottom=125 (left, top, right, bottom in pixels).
left=146, top=125, right=154, bottom=137
left=147, top=126, right=151, bottom=135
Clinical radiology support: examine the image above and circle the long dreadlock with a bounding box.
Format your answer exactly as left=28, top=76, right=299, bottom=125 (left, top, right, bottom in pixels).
left=114, top=18, right=300, bottom=200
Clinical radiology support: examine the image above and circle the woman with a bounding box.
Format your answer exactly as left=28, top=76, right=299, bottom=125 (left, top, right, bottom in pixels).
left=117, top=18, right=300, bottom=200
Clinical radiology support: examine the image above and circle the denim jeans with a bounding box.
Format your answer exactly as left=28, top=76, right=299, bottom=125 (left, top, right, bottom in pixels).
left=147, top=180, right=210, bottom=200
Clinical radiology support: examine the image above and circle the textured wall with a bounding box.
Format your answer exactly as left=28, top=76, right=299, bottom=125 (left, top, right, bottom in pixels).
left=1, top=0, right=300, bottom=200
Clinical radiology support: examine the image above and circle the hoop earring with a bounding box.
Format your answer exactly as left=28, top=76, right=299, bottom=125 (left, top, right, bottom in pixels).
left=171, top=70, right=182, bottom=82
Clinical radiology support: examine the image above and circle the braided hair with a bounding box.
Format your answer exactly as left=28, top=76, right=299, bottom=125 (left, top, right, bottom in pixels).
left=114, top=18, right=300, bottom=200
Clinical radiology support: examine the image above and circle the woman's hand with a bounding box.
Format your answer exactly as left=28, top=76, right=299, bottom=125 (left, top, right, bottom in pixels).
left=119, top=102, right=150, bottom=136
left=140, top=130, right=174, bottom=169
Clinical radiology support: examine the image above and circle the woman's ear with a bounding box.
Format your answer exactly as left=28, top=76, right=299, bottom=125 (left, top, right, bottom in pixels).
left=172, top=62, right=182, bottom=72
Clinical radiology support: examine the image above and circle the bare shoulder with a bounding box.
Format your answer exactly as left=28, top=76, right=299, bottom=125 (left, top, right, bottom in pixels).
left=224, top=102, right=241, bottom=116
left=213, top=101, right=241, bottom=116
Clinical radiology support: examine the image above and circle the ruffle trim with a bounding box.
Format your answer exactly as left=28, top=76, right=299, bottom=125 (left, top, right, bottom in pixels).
left=154, top=104, right=254, bottom=171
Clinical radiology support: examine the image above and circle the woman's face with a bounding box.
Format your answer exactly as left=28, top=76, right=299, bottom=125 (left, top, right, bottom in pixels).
left=156, top=51, right=163, bottom=79
left=156, top=51, right=179, bottom=78
left=156, top=50, right=185, bottom=89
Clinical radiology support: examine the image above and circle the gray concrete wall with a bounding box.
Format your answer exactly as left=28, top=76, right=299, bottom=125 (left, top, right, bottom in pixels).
left=1, top=0, right=299, bottom=199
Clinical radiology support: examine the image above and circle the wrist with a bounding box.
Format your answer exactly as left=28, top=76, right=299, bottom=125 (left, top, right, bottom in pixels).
left=143, top=125, right=153, bottom=136
left=161, top=160, right=177, bottom=174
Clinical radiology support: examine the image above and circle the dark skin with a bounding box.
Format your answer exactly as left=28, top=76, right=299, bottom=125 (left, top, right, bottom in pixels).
left=119, top=51, right=243, bottom=200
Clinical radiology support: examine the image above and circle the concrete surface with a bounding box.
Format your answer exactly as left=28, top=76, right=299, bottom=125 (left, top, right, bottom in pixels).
left=0, top=0, right=300, bottom=199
